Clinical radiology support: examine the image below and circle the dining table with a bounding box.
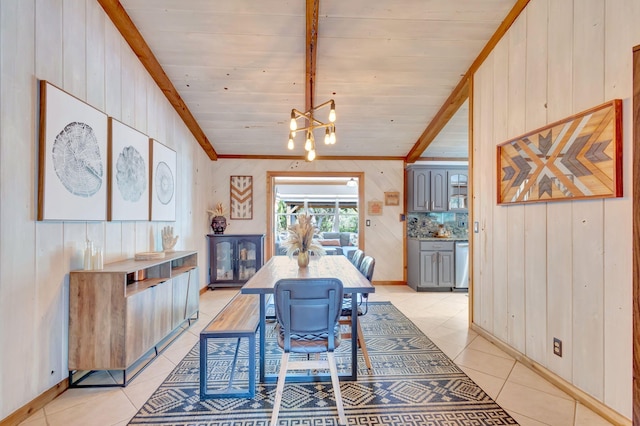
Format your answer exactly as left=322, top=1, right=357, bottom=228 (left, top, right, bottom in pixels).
left=241, top=254, right=375, bottom=383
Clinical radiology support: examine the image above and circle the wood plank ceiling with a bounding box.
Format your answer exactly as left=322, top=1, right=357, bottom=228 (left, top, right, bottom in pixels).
left=101, top=0, right=526, bottom=162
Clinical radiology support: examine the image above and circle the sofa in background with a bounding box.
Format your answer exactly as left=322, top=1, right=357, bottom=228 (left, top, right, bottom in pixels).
left=317, top=232, right=358, bottom=259
left=274, top=231, right=359, bottom=258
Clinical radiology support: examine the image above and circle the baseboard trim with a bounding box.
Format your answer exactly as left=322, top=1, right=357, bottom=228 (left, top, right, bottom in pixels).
left=0, top=378, right=68, bottom=425
left=372, top=280, right=405, bottom=286
left=470, top=323, right=631, bottom=426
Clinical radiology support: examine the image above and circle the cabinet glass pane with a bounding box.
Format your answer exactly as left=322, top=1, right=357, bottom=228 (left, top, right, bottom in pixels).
left=450, top=174, right=468, bottom=185
left=449, top=173, right=468, bottom=210
left=215, top=241, right=234, bottom=280
left=237, top=240, right=258, bottom=281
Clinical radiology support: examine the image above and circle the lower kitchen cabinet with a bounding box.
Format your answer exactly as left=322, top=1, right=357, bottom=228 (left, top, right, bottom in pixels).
left=408, top=239, right=454, bottom=291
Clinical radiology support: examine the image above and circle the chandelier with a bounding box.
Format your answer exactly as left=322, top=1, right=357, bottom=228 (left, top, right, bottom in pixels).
left=288, top=99, right=336, bottom=161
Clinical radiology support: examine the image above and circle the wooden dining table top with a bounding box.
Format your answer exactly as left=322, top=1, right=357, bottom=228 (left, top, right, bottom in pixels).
left=241, top=255, right=374, bottom=294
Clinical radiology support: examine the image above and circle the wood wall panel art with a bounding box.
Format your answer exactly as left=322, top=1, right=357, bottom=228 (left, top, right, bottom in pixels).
left=497, top=99, right=623, bottom=205
left=38, top=80, right=108, bottom=221
left=150, top=139, right=176, bottom=221
left=108, top=118, right=149, bottom=221
left=230, top=175, right=253, bottom=219
left=384, top=191, right=400, bottom=206
left=368, top=200, right=383, bottom=215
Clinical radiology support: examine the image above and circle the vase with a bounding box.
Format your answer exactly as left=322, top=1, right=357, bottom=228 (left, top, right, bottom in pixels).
left=211, top=216, right=227, bottom=234
left=297, top=250, right=309, bottom=268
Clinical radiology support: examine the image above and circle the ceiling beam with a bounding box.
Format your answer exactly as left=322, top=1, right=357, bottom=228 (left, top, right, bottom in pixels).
left=97, top=0, right=218, bottom=160
left=305, top=0, right=320, bottom=112
left=405, top=0, right=531, bottom=163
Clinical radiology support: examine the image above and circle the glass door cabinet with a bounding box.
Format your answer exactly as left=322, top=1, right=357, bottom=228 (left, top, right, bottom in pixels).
left=207, top=234, right=264, bottom=289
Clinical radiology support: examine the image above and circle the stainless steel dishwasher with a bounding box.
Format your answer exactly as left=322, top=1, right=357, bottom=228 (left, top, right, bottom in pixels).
left=454, top=241, right=469, bottom=289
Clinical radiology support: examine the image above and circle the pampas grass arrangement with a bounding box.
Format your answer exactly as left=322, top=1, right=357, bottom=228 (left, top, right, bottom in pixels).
left=282, top=212, right=325, bottom=258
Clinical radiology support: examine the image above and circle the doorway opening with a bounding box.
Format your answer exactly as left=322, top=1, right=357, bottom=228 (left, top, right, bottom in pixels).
left=266, top=171, right=365, bottom=259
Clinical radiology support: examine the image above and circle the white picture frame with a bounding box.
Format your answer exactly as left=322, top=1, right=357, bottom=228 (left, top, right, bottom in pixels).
left=108, top=118, right=150, bottom=221
left=150, top=139, right=176, bottom=221
left=38, top=80, right=108, bottom=221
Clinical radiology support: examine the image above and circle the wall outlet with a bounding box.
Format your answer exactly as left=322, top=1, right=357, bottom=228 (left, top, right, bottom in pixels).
left=553, top=338, right=562, bottom=357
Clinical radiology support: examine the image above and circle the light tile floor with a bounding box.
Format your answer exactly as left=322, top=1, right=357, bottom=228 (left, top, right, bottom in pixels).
left=19, top=285, right=615, bottom=426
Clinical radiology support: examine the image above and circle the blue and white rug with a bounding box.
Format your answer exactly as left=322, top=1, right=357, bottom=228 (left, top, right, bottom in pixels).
left=128, top=302, right=518, bottom=425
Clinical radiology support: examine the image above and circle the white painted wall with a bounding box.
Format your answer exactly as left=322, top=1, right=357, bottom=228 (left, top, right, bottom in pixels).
left=471, top=0, right=638, bottom=418
left=0, top=0, right=213, bottom=419
left=209, top=158, right=405, bottom=283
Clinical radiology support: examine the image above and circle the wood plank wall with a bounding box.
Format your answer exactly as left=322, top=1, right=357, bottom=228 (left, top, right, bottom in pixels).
left=0, top=0, right=213, bottom=419
left=471, top=0, right=637, bottom=419
left=633, top=43, right=640, bottom=426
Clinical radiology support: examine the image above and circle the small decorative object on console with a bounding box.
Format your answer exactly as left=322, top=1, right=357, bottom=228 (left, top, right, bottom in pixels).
left=135, top=251, right=165, bottom=261
left=161, top=226, right=179, bottom=252
left=208, top=202, right=228, bottom=234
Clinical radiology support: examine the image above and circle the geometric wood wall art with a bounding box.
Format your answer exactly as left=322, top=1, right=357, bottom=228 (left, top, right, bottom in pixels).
left=150, top=139, right=177, bottom=221
left=230, top=175, right=253, bottom=219
left=108, top=118, right=149, bottom=221
left=37, top=80, right=108, bottom=221
left=497, top=99, right=623, bottom=205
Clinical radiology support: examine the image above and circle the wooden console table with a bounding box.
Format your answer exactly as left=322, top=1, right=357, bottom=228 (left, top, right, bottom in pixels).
left=68, top=250, right=199, bottom=387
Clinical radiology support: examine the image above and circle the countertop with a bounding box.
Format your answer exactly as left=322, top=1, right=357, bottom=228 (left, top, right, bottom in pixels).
left=408, top=236, right=468, bottom=241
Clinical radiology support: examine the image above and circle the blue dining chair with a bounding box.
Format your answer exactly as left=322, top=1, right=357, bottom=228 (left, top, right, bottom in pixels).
left=340, top=255, right=375, bottom=371
left=350, top=249, right=365, bottom=270
left=271, top=278, right=347, bottom=426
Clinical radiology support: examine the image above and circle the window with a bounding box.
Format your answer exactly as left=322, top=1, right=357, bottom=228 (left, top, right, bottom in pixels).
left=275, top=201, right=358, bottom=236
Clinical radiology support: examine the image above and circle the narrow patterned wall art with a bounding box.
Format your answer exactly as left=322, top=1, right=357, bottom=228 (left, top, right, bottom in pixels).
left=230, top=175, right=253, bottom=220
left=497, top=99, right=623, bottom=205
left=150, top=139, right=177, bottom=221
left=38, top=80, right=108, bottom=221
left=108, top=118, right=149, bottom=221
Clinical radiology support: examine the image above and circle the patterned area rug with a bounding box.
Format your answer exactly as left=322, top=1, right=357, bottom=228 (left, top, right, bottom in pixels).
left=128, top=302, right=518, bottom=425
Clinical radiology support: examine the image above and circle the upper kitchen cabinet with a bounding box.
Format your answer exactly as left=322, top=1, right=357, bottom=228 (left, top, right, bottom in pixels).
left=407, top=166, right=468, bottom=212
left=448, top=171, right=468, bottom=211
left=407, top=167, right=447, bottom=212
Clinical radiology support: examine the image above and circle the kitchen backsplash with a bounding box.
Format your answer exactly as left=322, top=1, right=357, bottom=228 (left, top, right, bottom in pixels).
left=407, top=212, right=469, bottom=238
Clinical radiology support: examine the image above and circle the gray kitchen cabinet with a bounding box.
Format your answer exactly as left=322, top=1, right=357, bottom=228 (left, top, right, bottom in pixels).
left=407, top=239, right=454, bottom=291
left=448, top=170, right=468, bottom=211
left=407, top=166, right=466, bottom=212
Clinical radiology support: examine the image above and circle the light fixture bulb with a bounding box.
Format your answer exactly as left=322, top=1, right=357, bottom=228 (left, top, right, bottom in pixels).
left=307, top=149, right=316, bottom=161
left=330, top=127, right=336, bottom=144
left=329, top=100, right=336, bottom=122
left=304, top=134, right=312, bottom=151
left=290, top=111, right=297, bottom=131
left=346, top=178, right=357, bottom=187
left=287, top=137, right=294, bottom=150
left=324, top=128, right=331, bottom=144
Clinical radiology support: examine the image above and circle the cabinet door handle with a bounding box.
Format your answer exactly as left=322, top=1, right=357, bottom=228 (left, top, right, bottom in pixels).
left=432, top=253, right=437, bottom=263
left=431, top=200, right=434, bottom=210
